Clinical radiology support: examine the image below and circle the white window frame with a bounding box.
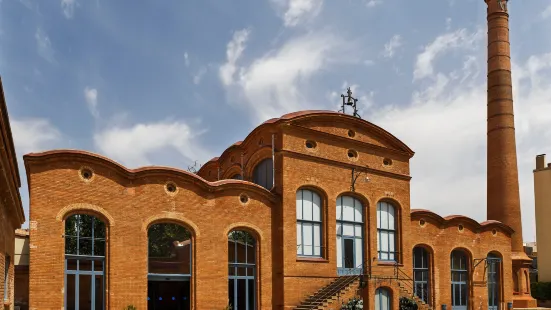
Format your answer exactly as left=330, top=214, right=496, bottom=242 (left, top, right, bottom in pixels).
left=296, top=189, right=322, bottom=257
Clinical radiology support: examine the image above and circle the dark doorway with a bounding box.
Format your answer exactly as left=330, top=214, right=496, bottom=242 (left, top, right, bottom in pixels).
left=147, top=280, right=190, bottom=310
left=343, top=238, right=355, bottom=269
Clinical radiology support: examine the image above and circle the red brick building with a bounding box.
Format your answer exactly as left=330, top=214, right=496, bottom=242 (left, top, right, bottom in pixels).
left=0, top=77, right=26, bottom=310
left=22, top=0, right=535, bottom=309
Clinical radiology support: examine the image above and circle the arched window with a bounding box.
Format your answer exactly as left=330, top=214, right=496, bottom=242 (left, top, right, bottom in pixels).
left=377, top=201, right=396, bottom=261
left=336, top=196, right=364, bottom=275
left=231, top=174, right=243, bottom=180
left=228, top=230, right=256, bottom=310
left=451, top=249, right=469, bottom=310
left=375, top=287, right=391, bottom=310
left=487, top=253, right=501, bottom=310
left=147, top=223, right=192, bottom=309
left=413, top=247, right=430, bottom=304
left=296, top=189, right=322, bottom=257
left=64, top=214, right=106, bottom=310
left=252, top=158, right=273, bottom=189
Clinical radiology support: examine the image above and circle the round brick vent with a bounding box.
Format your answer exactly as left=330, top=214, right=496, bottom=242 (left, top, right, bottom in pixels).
left=305, top=140, right=317, bottom=149
left=348, top=130, right=356, bottom=138
left=79, top=167, right=94, bottom=182
left=419, top=219, right=426, bottom=227
left=383, top=158, right=393, bottom=166
left=347, top=149, right=358, bottom=160
left=492, top=229, right=497, bottom=236
left=239, top=194, right=249, bottom=204
left=458, top=224, right=464, bottom=232
left=166, top=182, right=177, bottom=193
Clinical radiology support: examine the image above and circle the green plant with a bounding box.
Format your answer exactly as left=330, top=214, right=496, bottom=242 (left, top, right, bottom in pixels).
left=341, top=297, right=363, bottom=309
left=399, top=297, right=418, bottom=310
left=223, top=304, right=233, bottom=310
left=531, top=282, right=551, bottom=300
left=123, top=305, right=137, bottom=310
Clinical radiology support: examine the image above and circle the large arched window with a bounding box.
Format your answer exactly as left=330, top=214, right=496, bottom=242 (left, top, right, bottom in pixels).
left=413, top=246, right=430, bottom=304
left=487, top=253, right=501, bottom=310
left=375, top=287, right=391, bottom=310
left=377, top=201, right=396, bottom=261
left=252, top=158, right=273, bottom=189
left=451, top=249, right=469, bottom=310
left=296, top=189, right=322, bottom=257
left=64, top=214, right=106, bottom=310
left=336, top=196, right=364, bottom=275
left=147, top=223, right=192, bottom=310
left=228, top=230, right=256, bottom=310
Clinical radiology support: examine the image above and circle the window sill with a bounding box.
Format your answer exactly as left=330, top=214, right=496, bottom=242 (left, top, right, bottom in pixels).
left=377, top=261, right=403, bottom=267
left=297, top=257, right=329, bottom=263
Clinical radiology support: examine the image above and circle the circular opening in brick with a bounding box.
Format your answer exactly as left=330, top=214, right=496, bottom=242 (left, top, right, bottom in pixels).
left=347, top=149, right=358, bottom=160
left=383, top=158, right=393, bottom=166
left=166, top=183, right=177, bottom=193
left=458, top=224, right=464, bottom=232
left=305, top=140, right=317, bottom=149
left=419, top=219, right=426, bottom=227
left=492, top=229, right=497, bottom=236
left=348, top=130, right=356, bottom=138
left=239, top=194, right=249, bottom=204
left=80, top=168, right=93, bottom=180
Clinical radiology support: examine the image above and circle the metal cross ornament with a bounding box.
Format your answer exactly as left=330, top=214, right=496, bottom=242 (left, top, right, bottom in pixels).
left=498, top=0, right=507, bottom=12
left=339, top=87, right=361, bottom=119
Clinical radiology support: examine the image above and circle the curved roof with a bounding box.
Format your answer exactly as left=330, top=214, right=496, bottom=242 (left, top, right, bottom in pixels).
left=411, top=209, right=514, bottom=235
left=23, top=149, right=277, bottom=202
left=198, top=110, right=414, bottom=173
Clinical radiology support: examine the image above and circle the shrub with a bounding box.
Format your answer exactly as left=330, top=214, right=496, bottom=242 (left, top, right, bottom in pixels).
left=399, top=297, right=418, bottom=310
left=531, top=282, right=551, bottom=301
left=124, top=306, right=137, bottom=310
left=341, top=297, right=363, bottom=309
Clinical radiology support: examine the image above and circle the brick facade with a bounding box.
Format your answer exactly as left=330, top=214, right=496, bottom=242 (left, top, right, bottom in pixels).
left=0, top=77, right=26, bottom=310
left=25, top=111, right=516, bottom=310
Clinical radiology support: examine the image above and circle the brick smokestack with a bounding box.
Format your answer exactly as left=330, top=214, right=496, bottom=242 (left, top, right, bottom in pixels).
left=484, top=0, right=524, bottom=252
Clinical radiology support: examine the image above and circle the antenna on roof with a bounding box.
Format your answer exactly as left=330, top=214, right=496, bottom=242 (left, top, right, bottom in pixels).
left=187, top=160, right=201, bottom=174
left=339, top=87, right=361, bottom=119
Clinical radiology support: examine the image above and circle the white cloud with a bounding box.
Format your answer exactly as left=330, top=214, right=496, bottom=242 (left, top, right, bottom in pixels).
left=382, top=34, right=402, bottom=58
left=193, top=67, right=207, bottom=85
left=271, top=0, right=323, bottom=27
left=61, top=0, right=76, bottom=19
left=542, top=5, right=551, bottom=19
left=366, top=0, right=382, bottom=8
left=35, top=28, right=55, bottom=63
left=84, top=87, right=99, bottom=118
left=12, top=118, right=61, bottom=155
left=184, top=52, right=190, bottom=67
left=366, top=28, right=551, bottom=242
left=413, top=28, right=482, bottom=80
left=219, top=29, right=251, bottom=87
left=94, top=121, right=211, bottom=168
left=221, top=30, right=351, bottom=122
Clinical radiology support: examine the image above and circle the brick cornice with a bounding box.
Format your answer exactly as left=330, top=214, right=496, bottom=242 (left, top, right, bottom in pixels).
left=410, top=209, right=514, bottom=235
left=23, top=150, right=278, bottom=203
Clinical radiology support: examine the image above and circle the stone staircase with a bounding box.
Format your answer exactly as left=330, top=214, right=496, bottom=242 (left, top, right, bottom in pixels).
left=293, top=275, right=360, bottom=310
left=397, top=279, right=432, bottom=310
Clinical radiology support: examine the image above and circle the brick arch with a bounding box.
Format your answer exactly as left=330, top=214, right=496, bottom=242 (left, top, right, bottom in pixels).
left=244, top=146, right=272, bottom=180
left=142, top=213, right=200, bottom=237
left=56, top=203, right=115, bottom=226
left=223, top=222, right=264, bottom=241
left=335, top=191, right=371, bottom=209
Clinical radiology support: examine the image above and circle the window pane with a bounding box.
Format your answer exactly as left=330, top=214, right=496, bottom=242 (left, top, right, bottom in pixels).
left=313, top=224, right=321, bottom=257
left=388, top=205, right=395, bottom=230
left=247, top=243, right=256, bottom=265
left=79, top=238, right=93, bottom=256
left=79, top=215, right=94, bottom=238
left=380, top=206, right=388, bottom=229
left=336, top=236, right=342, bottom=268
left=303, top=224, right=313, bottom=255
left=343, top=224, right=354, bottom=236
left=65, top=237, right=78, bottom=255
left=336, top=198, right=342, bottom=220
left=336, top=223, right=342, bottom=236
left=94, top=240, right=105, bottom=257
left=67, top=259, right=78, bottom=271
left=95, top=275, right=104, bottom=310
left=354, top=200, right=363, bottom=223
left=355, top=225, right=362, bottom=238
left=303, top=193, right=313, bottom=221
left=228, top=279, right=235, bottom=309
left=248, top=279, right=255, bottom=310
left=94, top=219, right=106, bottom=239
left=66, top=274, right=76, bottom=310
left=381, top=289, right=389, bottom=310
left=380, top=231, right=389, bottom=252
left=355, top=238, right=362, bottom=268
left=229, top=239, right=236, bottom=263
left=237, top=279, right=247, bottom=310
left=389, top=232, right=395, bottom=252
left=296, top=224, right=302, bottom=255
left=79, top=274, right=92, bottom=310
left=296, top=191, right=303, bottom=220
left=312, top=192, right=321, bottom=222
left=342, top=196, right=354, bottom=221
left=80, top=260, right=92, bottom=271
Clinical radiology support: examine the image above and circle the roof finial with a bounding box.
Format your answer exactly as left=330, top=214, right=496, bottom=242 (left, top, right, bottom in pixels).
left=339, top=87, right=361, bottom=119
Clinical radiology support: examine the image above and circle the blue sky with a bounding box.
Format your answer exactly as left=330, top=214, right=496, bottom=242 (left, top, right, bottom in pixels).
left=1, top=0, right=550, bottom=242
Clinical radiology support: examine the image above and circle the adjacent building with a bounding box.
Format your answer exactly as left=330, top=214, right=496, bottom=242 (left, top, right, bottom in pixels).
left=534, top=155, right=551, bottom=282
left=0, top=77, right=26, bottom=310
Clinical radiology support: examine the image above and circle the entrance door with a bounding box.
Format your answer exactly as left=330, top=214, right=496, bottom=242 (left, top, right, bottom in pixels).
left=487, top=255, right=501, bottom=310
left=147, top=279, right=190, bottom=310
left=336, top=196, right=364, bottom=276
left=451, top=250, right=469, bottom=310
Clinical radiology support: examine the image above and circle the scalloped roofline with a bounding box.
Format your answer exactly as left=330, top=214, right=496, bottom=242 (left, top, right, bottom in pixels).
left=23, top=149, right=276, bottom=202
left=411, top=209, right=514, bottom=234
left=198, top=110, right=415, bottom=174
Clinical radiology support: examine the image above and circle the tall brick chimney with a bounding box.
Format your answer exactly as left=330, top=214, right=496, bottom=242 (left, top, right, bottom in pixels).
left=484, top=1, right=537, bottom=307
left=484, top=0, right=524, bottom=252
